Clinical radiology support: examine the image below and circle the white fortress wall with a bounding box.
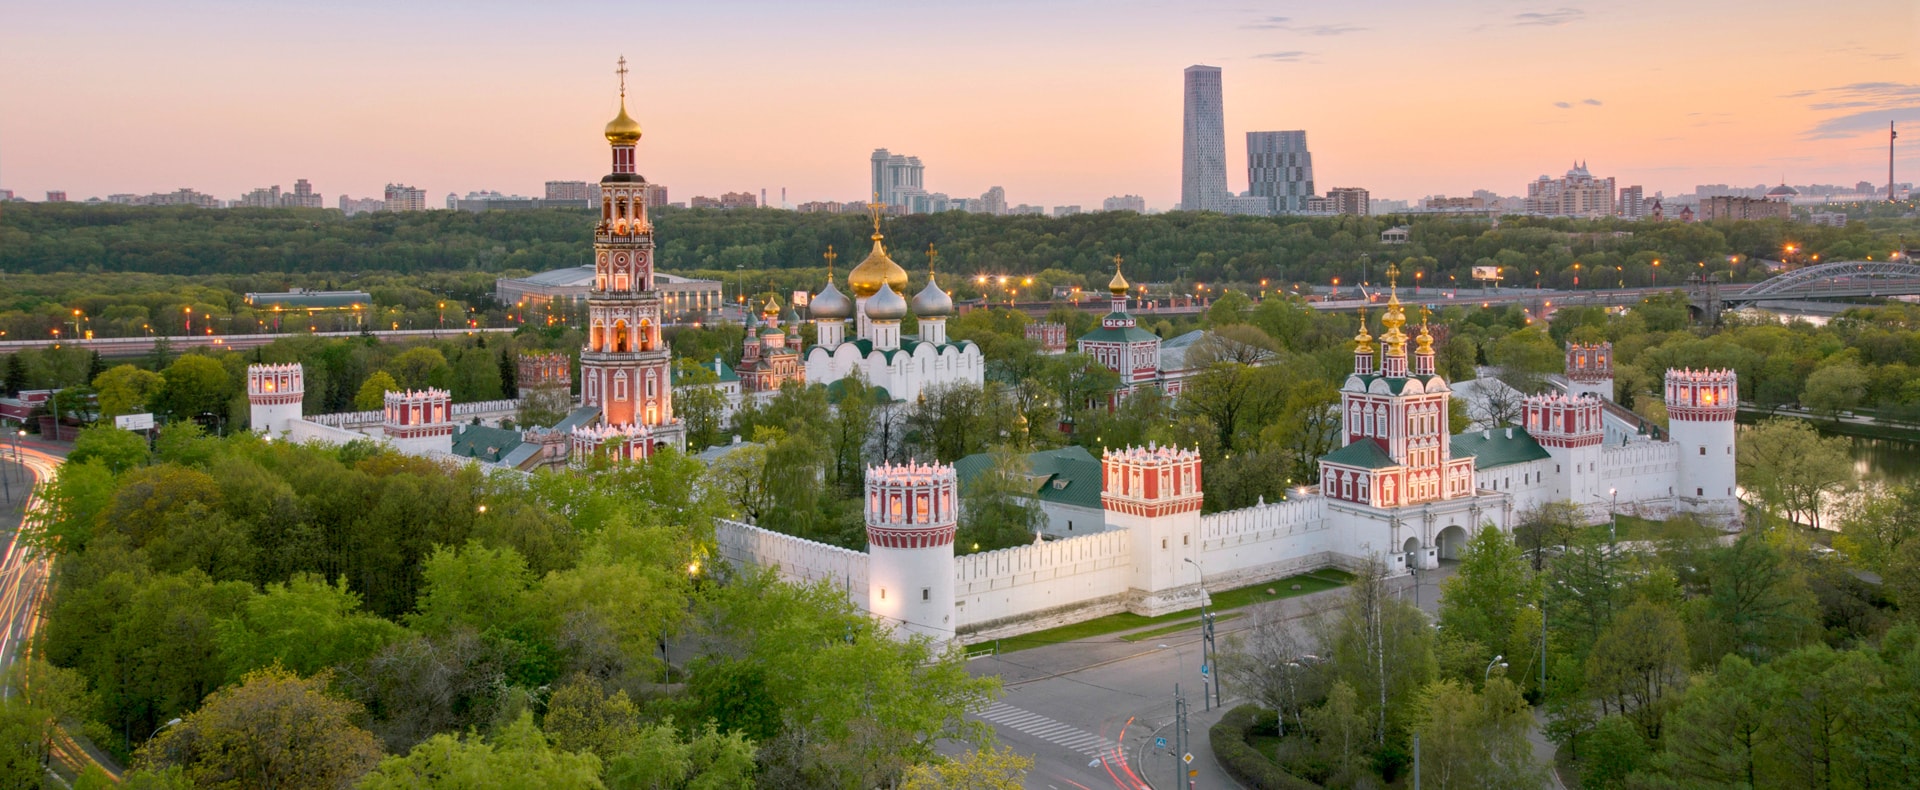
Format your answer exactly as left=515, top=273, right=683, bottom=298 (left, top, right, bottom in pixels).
left=954, top=529, right=1133, bottom=637
left=1195, top=496, right=1339, bottom=588
left=714, top=519, right=869, bottom=604
left=1038, top=500, right=1107, bottom=538
left=1601, top=441, right=1682, bottom=519
left=287, top=418, right=379, bottom=447
left=1477, top=458, right=1557, bottom=517
left=308, top=398, right=521, bottom=430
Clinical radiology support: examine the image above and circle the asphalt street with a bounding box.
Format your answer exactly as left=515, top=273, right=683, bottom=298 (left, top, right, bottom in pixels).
left=967, top=567, right=1454, bottom=790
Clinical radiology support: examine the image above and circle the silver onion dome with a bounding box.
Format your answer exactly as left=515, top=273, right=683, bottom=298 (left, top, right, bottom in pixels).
left=810, top=281, right=853, bottom=319
left=910, top=277, right=954, bottom=317
left=864, top=282, right=908, bottom=321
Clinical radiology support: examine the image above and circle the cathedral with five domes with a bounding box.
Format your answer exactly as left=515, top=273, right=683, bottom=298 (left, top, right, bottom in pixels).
left=802, top=206, right=984, bottom=403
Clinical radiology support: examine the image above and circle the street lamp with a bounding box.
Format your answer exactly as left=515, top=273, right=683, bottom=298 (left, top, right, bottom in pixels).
left=1485, top=654, right=1507, bottom=683
left=1184, top=557, right=1220, bottom=711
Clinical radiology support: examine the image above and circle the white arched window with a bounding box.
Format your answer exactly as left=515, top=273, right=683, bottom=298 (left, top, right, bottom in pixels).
left=614, top=372, right=629, bottom=401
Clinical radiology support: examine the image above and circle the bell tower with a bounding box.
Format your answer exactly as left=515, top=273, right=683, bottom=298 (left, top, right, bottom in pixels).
left=578, top=56, right=683, bottom=455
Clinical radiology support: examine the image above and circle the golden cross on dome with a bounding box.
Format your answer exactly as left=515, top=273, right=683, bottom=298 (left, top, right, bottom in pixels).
left=1113, top=254, right=1124, bottom=270
left=926, top=243, right=938, bottom=275
left=616, top=56, right=628, bottom=98
left=1420, top=305, right=1432, bottom=326
left=1386, top=261, right=1400, bottom=287
left=866, top=194, right=885, bottom=235
left=824, top=245, right=837, bottom=278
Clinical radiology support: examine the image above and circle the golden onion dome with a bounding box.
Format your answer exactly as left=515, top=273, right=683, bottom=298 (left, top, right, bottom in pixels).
left=605, top=100, right=642, bottom=146
left=1354, top=310, right=1376, bottom=354
left=1108, top=255, right=1131, bottom=296
left=1415, top=308, right=1435, bottom=356
left=847, top=234, right=909, bottom=299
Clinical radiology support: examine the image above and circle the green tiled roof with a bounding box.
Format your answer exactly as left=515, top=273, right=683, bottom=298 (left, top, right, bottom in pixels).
left=1451, top=427, right=1552, bottom=469
left=707, top=357, right=739, bottom=383
left=954, top=445, right=1104, bottom=509
left=451, top=424, right=524, bottom=463
left=1320, top=440, right=1397, bottom=469
left=1348, top=372, right=1444, bottom=395
left=1078, top=324, right=1160, bottom=344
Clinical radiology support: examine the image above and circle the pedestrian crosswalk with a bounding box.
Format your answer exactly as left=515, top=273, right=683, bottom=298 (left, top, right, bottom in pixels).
left=974, top=701, right=1116, bottom=757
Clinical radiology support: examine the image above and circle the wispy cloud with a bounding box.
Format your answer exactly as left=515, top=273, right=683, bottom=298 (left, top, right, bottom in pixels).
left=1794, top=82, right=1920, bottom=139
left=1512, top=7, right=1584, bottom=26
left=1254, top=51, right=1311, bottom=62
left=1240, top=16, right=1365, bottom=35
left=1554, top=101, right=1572, bottom=109
left=1582, top=98, right=1603, bottom=106
left=1553, top=98, right=1603, bottom=109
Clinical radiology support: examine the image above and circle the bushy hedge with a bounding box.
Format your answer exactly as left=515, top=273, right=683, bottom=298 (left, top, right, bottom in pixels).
left=1209, top=704, right=1322, bottom=790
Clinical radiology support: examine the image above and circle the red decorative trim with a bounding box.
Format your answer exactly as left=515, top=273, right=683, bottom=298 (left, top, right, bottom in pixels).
left=1101, top=497, right=1203, bottom=518
left=866, top=524, right=958, bottom=549
left=1668, top=405, right=1736, bottom=421
left=387, top=425, right=453, bottom=439
left=249, top=393, right=302, bottom=406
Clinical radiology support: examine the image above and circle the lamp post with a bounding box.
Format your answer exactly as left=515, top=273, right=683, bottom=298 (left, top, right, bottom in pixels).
left=1184, top=557, right=1219, bottom=711
left=1485, top=654, right=1507, bottom=683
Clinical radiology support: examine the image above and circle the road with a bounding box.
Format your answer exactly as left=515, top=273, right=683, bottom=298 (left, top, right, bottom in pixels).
left=0, top=440, right=123, bottom=783
left=967, top=567, right=1454, bottom=790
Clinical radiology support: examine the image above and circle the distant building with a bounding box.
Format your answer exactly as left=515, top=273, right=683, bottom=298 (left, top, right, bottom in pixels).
left=244, top=289, right=373, bottom=312
left=1008, top=204, right=1046, bottom=216
left=1381, top=225, right=1412, bottom=244
left=1103, top=195, right=1147, bottom=213
left=238, top=185, right=283, bottom=208
left=1425, top=196, right=1486, bottom=211
left=690, top=195, right=721, bottom=209
left=1809, top=211, right=1848, bottom=227
left=1025, top=322, right=1069, bottom=354
left=545, top=181, right=592, bottom=201
left=980, top=186, right=1007, bottom=216
left=1227, top=195, right=1274, bottom=215
left=1248, top=130, right=1314, bottom=214
left=286, top=179, right=322, bottom=208
left=452, top=190, right=591, bottom=212
left=871, top=149, right=926, bottom=210
left=1699, top=196, right=1790, bottom=222
left=1372, top=198, right=1411, bottom=213
left=339, top=196, right=385, bottom=216
left=1181, top=65, right=1229, bottom=213
left=119, top=188, right=220, bottom=208
left=1052, top=205, right=1082, bottom=218
left=642, top=183, right=668, bottom=208
left=0, top=190, right=12, bottom=201
left=383, top=184, right=428, bottom=212
left=1326, top=187, right=1370, bottom=216
left=1619, top=185, right=1646, bottom=219
left=44, top=191, right=66, bottom=202
left=1524, top=162, right=1615, bottom=217
left=720, top=192, right=757, bottom=209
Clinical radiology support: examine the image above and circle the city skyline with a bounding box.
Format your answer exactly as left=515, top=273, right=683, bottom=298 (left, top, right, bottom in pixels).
left=2, top=1, right=1914, bottom=209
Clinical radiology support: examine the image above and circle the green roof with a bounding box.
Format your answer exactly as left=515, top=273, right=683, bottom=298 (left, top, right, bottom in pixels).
left=1348, top=372, right=1444, bottom=395
left=1320, top=440, right=1398, bottom=469
left=707, top=357, right=739, bottom=383
left=954, top=445, right=1105, bottom=509
left=1078, top=325, right=1160, bottom=344
left=1451, top=427, right=1553, bottom=469
left=451, top=424, right=524, bottom=463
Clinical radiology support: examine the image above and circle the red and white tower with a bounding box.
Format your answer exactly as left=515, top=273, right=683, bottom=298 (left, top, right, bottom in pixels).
left=1565, top=342, right=1614, bottom=401
left=1665, top=368, right=1738, bottom=517
left=578, top=57, right=682, bottom=459
left=247, top=363, right=304, bottom=435
left=1076, top=256, right=1163, bottom=404
left=569, top=423, right=655, bottom=467
left=864, top=461, right=959, bottom=642
left=516, top=352, right=570, bottom=400
left=1321, top=268, right=1475, bottom=509
left=1103, top=444, right=1204, bottom=615
left=1526, top=392, right=1606, bottom=504
left=383, top=388, right=454, bottom=456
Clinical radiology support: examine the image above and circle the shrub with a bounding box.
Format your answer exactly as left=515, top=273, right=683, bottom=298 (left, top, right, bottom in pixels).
left=1210, top=704, right=1322, bottom=790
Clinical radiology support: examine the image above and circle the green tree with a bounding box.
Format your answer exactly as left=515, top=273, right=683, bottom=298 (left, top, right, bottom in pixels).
left=1801, top=360, right=1868, bottom=419
left=1584, top=600, right=1688, bottom=739
left=387, top=347, right=452, bottom=391
left=1409, top=677, right=1542, bottom=790
left=1737, top=418, right=1854, bottom=529
left=1439, top=525, right=1543, bottom=689
left=1696, top=532, right=1819, bottom=663
left=68, top=426, right=149, bottom=473
left=1315, top=557, right=1437, bottom=746
left=92, top=364, right=165, bottom=419
left=1581, top=715, right=1649, bottom=789
left=154, top=355, right=231, bottom=423
left=1659, top=653, right=1770, bottom=788
left=900, top=746, right=1032, bottom=790
left=957, top=446, right=1044, bottom=553
left=214, top=574, right=406, bottom=682
left=407, top=541, right=535, bottom=637
left=1836, top=484, right=1920, bottom=575
left=358, top=711, right=602, bottom=790
left=355, top=370, right=402, bottom=411
left=135, top=667, right=382, bottom=790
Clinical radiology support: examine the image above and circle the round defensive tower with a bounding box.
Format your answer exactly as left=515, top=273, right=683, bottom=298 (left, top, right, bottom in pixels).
left=246, top=363, right=304, bottom=435
left=864, top=460, right=958, bottom=643
left=1664, top=368, right=1738, bottom=519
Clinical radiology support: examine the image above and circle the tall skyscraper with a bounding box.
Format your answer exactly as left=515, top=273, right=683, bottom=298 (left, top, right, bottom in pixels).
left=1181, top=66, right=1227, bottom=213
left=870, top=149, right=925, bottom=209
left=1248, top=130, right=1314, bottom=214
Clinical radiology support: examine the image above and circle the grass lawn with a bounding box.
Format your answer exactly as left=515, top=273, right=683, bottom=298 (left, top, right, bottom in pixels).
left=969, top=569, right=1354, bottom=654
left=1581, top=513, right=1723, bottom=543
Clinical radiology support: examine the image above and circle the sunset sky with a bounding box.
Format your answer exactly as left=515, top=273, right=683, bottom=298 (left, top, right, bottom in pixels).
left=2, top=0, right=1915, bottom=209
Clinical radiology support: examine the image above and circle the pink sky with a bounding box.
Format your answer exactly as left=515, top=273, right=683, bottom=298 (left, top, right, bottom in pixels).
left=2, top=0, right=1914, bottom=209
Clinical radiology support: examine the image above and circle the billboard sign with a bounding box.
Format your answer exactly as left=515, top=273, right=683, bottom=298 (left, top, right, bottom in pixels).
left=115, top=413, right=155, bottom=431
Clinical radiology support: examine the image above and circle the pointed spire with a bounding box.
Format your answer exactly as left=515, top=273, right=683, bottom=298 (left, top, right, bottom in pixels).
left=824, top=245, right=837, bottom=281
left=926, top=243, right=938, bottom=277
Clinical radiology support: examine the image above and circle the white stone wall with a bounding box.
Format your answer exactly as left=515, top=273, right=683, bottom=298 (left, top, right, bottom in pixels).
left=287, top=418, right=377, bottom=446
left=1477, top=458, right=1558, bottom=517
left=714, top=518, right=868, bottom=605
left=1195, top=497, right=1336, bottom=588
left=954, top=530, right=1132, bottom=638
left=1601, top=441, right=1682, bottom=519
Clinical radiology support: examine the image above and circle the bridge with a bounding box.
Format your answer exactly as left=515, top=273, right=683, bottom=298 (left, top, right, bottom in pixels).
left=0, top=327, right=519, bottom=356
left=1720, top=260, right=1920, bottom=307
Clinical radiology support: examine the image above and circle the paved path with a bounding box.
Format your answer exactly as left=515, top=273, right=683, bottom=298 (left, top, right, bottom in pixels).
left=966, top=566, right=1455, bottom=790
